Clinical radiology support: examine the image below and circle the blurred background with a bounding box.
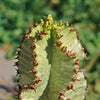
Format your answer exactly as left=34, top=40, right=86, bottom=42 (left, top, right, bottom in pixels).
left=0, top=0, right=100, bottom=100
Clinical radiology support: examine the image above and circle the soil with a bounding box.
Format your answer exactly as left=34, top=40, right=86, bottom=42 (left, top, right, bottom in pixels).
left=0, top=50, right=17, bottom=100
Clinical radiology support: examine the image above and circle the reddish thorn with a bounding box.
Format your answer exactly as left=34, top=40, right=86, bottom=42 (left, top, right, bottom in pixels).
left=81, top=47, right=85, bottom=52
left=74, top=67, right=86, bottom=74
left=67, top=83, right=72, bottom=90
left=33, top=76, right=41, bottom=83
left=32, top=60, right=38, bottom=66
left=29, top=27, right=33, bottom=33
left=67, top=83, right=73, bottom=90
left=58, top=96, right=64, bottom=100
left=61, top=47, right=67, bottom=52
left=72, top=53, right=76, bottom=58
left=29, top=68, right=37, bottom=74
left=70, top=83, right=74, bottom=90
left=75, top=59, right=79, bottom=65
left=23, top=34, right=29, bottom=39
left=78, top=40, right=81, bottom=43
left=18, top=94, right=21, bottom=100
left=38, top=34, right=43, bottom=40
left=84, top=53, right=89, bottom=59
left=74, top=67, right=79, bottom=74
left=76, top=31, right=78, bottom=36
left=30, top=43, right=36, bottom=50
left=31, top=68, right=37, bottom=74
left=70, top=25, right=76, bottom=31
left=56, top=34, right=63, bottom=39
left=32, top=52, right=37, bottom=58
left=66, top=51, right=72, bottom=56
left=34, top=22, right=38, bottom=27
left=42, top=30, right=48, bottom=35
left=67, top=85, right=71, bottom=90
left=30, top=84, right=37, bottom=91
left=23, top=85, right=28, bottom=91
left=59, top=89, right=66, bottom=96
left=32, top=37, right=36, bottom=42
left=56, top=41, right=62, bottom=47
left=73, top=75, right=77, bottom=82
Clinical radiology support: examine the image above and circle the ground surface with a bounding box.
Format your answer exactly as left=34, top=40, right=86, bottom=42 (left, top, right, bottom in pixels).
left=0, top=50, right=16, bottom=100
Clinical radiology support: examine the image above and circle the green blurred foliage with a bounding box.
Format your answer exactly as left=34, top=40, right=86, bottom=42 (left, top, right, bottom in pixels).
left=0, top=0, right=100, bottom=100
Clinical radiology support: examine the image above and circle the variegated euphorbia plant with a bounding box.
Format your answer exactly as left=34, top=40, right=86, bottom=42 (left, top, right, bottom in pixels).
left=16, top=15, right=87, bottom=100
